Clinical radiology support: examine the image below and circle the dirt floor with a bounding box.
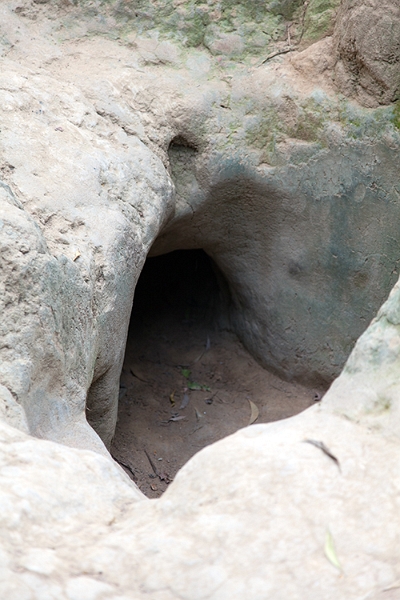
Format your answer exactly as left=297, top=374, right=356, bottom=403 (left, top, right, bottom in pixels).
left=111, top=250, right=324, bottom=498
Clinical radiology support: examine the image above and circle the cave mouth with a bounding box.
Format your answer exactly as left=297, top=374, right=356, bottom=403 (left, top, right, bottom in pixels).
left=111, top=249, right=317, bottom=498
left=128, top=249, right=226, bottom=336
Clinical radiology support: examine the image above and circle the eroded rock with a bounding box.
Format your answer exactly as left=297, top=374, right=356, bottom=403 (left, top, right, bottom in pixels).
left=0, top=1, right=400, bottom=598
left=333, top=0, right=400, bottom=106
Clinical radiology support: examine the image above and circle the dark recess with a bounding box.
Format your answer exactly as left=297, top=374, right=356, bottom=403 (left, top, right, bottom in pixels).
left=129, top=249, right=228, bottom=334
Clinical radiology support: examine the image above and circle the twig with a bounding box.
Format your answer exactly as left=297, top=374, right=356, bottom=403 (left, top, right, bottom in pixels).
left=144, top=449, right=159, bottom=476
left=303, top=439, right=341, bottom=472
left=256, top=46, right=298, bottom=67
left=298, top=0, right=310, bottom=44
left=287, top=22, right=292, bottom=47
left=257, top=0, right=309, bottom=68
left=144, top=449, right=171, bottom=483
left=112, top=454, right=137, bottom=480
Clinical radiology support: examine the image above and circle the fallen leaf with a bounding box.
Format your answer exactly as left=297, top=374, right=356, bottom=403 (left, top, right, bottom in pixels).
left=188, top=381, right=211, bottom=391
left=188, top=381, right=202, bottom=390
left=73, top=250, right=81, bottom=261
left=180, top=392, right=190, bottom=409
left=383, top=580, right=400, bottom=591
left=169, top=391, right=175, bottom=406
left=130, top=367, right=148, bottom=383
left=248, top=399, right=259, bottom=425
left=195, top=407, right=203, bottom=421
left=169, top=415, right=186, bottom=422
left=181, top=368, right=191, bottom=379
left=324, top=530, right=341, bottom=570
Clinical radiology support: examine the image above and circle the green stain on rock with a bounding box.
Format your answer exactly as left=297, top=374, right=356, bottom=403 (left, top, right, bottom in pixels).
left=244, top=97, right=327, bottom=158
left=294, top=0, right=341, bottom=43
left=70, top=0, right=287, bottom=60
left=392, top=101, right=400, bottom=130
left=267, top=0, right=305, bottom=20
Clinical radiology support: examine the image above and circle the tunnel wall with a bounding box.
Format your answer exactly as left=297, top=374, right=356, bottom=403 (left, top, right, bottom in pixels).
left=152, top=137, right=400, bottom=386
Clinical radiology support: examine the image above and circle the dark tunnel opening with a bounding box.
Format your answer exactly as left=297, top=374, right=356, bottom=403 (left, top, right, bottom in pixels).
left=129, top=249, right=227, bottom=334
left=111, top=249, right=316, bottom=497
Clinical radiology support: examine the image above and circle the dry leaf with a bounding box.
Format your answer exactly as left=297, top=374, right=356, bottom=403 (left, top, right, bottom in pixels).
left=195, top=407, right=203, bottom=421
left=169, top=391, right=175, bottom=406
left=169, top=415, right=186, bottom=422
left=180, top=392, right=190, bottom=409
left=248, top=399, right=259, bottom=425
left=130, top=367, right=148, bottom=383
left=383, top=580, right=400, bottom=591
left=324, top=530, right=341, bottom=570
left=73, top=250, right=81, bottom=261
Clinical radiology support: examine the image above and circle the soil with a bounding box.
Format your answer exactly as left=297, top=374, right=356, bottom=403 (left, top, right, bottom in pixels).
left=111, top=250, right=323, bottom=498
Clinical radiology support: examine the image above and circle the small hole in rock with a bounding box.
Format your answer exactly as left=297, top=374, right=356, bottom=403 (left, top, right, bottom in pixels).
left=112, top=249, right=318, bottom=497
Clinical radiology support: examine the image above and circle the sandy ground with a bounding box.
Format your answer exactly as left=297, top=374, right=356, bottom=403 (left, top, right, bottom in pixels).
left=111, top=250, right=323, bottom=498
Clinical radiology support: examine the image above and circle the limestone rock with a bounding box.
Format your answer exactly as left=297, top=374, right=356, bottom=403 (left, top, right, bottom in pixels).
left=333, top=0, right=400, bottom=106
left=0, top=2, right=399, bottom=598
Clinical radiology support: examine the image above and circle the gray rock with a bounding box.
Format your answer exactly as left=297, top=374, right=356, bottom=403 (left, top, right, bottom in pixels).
left=333, top=0, right=400, bottom=106
left=0, top=2, right=399, bottom=598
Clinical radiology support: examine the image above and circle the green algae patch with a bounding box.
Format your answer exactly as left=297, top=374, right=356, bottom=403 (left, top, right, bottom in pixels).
left=65, top=0, right=288, bottom=62
left=338, top=102, right=399, bottom=140
left=242, top=93, right=400, bottom=162
left=392, top=101, right=400, bottom=130
left=295, top=0, right=341, bottom=43
left=244, top=96, right=328, bottom=157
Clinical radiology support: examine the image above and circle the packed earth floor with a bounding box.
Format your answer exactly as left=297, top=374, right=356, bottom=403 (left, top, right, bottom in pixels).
left=111, top=250, right=323, bottom=498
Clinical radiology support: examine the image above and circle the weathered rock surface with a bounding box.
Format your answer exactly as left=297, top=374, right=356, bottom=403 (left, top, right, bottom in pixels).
left=333, top=0, right=400, bottom=107
left=2, top=351, right=400, bottom=598
left=1, top=1, right=400, bottom=598
left=0, top=41, right=174, bottom=448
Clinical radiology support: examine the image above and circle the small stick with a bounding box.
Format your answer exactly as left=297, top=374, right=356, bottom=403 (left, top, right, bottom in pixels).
left=112, top=455, right=137, bottom=479
left=144, top=449, right=171, bottom=483
left=144, top=449, right=159, bottom=477
left=256, top=46, right=298, bottom=67
left=298, top=0, right=310, bottom=44
left=303, top=439, right=341, bottom=472
left=287, top=22, right=291, bottom=47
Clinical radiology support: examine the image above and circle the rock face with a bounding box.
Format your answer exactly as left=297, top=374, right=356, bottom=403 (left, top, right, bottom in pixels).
left=2, top=307, right=400, bottom=598
left=1, top=0, right=400, bottom=598
left=333, top=0, right=400, bottom=107
left=0, top=48, right=174, bottom=449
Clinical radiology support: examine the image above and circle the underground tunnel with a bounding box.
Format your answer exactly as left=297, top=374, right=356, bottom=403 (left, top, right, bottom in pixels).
left=111, top=249, right=317, bottom=498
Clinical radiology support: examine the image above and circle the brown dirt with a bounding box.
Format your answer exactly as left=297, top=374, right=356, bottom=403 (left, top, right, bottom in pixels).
left=111, top=250, right=323, bottom=498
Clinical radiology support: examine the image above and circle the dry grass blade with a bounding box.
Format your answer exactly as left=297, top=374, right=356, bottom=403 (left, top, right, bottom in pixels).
left=324, top=530, right=341, bottom=570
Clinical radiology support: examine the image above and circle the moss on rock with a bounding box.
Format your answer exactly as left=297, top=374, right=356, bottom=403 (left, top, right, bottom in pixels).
left=303, top=0, right=341, bottom=41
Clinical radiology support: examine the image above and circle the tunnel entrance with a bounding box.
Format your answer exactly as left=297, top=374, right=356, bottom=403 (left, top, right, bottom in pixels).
left=111, top=249, right=317, bottom=497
